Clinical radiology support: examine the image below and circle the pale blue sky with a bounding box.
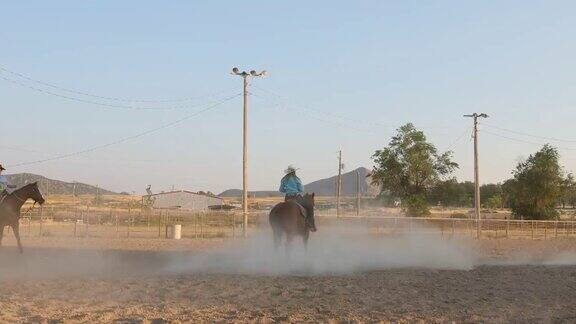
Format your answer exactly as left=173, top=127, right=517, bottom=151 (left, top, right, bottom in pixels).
left=1, top=1, right=576, bottom=194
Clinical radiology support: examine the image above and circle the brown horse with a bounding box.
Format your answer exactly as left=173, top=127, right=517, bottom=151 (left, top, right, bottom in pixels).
left=0, top=182, right=45, bottom=253
left=269, top=193, right=317, bottom=249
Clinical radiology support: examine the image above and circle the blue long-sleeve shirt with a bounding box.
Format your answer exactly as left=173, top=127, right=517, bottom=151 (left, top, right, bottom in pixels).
left=279, top=175, right=304, bottom=195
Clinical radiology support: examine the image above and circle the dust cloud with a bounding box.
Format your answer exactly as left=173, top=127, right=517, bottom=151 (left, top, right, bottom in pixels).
left=3, top=224, right=576, bottom=280
left=170, top=227, right=477, bottom=275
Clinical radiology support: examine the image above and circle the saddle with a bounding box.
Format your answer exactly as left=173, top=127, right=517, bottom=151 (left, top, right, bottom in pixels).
left=285, top=197, right=308, bottom=221
left=293, top=201, right=308, bottom=219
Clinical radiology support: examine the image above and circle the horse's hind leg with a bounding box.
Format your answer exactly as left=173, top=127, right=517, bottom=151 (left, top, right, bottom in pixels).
left=284, top=234, right=295, bottom=257
left=11, top=223, right=22, bottom=253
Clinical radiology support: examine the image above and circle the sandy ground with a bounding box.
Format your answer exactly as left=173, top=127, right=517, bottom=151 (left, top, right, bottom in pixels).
left=1, top=236, right=576, bottom=323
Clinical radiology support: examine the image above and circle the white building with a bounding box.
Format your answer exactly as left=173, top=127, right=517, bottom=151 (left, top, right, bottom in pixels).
left=144, top=190, right=225, bottom=211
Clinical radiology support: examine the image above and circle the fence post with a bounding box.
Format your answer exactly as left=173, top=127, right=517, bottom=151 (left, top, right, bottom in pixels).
left=440, top=221, right=444, bottom=237
left=115, top=210, right=119, bottom=238
left=232, top=212, right=235, bottom=239
left=555, top=220, right=558, bottom=239
left=531, top=221, right=534, bottom=240
left=200, top=212, right=204, bottom=238
left=39, top=205, right=43, bottom=237
left=85, top=205, right=90, bottom=237
left=164, top=210, right=169, bottom=238
left=494, top=221, right=497, bottom=238
left=147, top=209, right=150, bottom=228
left=157, top=211, right=162, bottom=238
left=506, top=219, right=509, bottom=238
left=127, top=207, right=131, bottom=238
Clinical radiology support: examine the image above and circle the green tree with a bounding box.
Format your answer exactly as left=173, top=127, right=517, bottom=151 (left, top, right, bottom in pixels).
left=371, top=123, right=458, bottom=216
left=485, top=195, right=503, bottom=209
left=560, top=173, right=576, bottom=209
left=480, top=183, right=502, bottom=206
left=503, top=145, right=563, bottom=219
left=428, top=178, right=473, bottom=207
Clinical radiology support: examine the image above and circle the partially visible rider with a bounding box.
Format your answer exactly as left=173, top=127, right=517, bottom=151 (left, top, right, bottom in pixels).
left=0, top=164, right=15, bottom=204
left=279, top=165, right=304, bottom=202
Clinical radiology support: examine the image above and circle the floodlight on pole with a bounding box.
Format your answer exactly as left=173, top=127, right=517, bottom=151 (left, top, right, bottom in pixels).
left=231, top=67, right=266, bottom=238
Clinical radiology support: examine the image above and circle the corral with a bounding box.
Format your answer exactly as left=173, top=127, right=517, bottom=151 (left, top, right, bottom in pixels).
left=1, top=195, right=576, bottom=322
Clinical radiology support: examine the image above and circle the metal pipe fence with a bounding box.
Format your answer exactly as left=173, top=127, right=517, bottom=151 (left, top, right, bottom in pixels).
left=329, top=216, right=576, bottom=239
left=10, top=207, right=576, bottom=240
left=13, top=207, right=261, bottom=239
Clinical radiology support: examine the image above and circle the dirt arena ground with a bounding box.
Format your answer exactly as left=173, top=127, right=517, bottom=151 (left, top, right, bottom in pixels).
left=1, top=235, right=576, bottom=323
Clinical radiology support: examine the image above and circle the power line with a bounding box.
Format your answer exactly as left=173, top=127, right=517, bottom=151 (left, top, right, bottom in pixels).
left=482, top=122, right=576, bottom=143
left=443, top=128, right=472, bottom=152
left=251, top=85, right=461, bottom=132
left=483, top=129, right=576, bottom=151
left=6, top=93, right=242, bottom=168
left=0, top=143, right=200, bottom=165
left=252, top=85, right=399, bottom=129
left=0, top=74, right=237, bottom=111
left=250, top=92, right=381, bottom=134
left=0, top=65, right=235, bottom=103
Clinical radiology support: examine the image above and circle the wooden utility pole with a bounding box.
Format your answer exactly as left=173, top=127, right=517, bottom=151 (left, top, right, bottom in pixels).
left=73, top=181, right=78, bottom=219
left=231, top=67, right=266, bottom=238
left=337, top=150, right=342, bottom=218
left=242, top=75, right=248, bottom=236
left=464, top=113, right=488, bottom=238
left=356, top=169, right=361, bottom=217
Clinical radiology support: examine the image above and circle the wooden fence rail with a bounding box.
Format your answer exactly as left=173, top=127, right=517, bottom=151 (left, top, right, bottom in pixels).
left=11, top=208, right=576, bottom=240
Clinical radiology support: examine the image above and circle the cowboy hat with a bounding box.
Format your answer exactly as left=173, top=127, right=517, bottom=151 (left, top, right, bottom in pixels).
left=284, top=165, right=299, bottom=174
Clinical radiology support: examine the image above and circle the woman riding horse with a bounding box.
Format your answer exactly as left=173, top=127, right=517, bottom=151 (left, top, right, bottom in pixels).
left=0, top=164, right=16, bottom=200
left=270, top=166, right=317, bottom=249
left=279, top=165, right=304, bottom=201
left=0, top=180, right=45, bottom=253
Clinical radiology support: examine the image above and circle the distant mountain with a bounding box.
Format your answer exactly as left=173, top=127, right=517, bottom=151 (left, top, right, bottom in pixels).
left=304, top=167, right=378, bottom=196
left=5, top=173, right=117, bottom=195
left=218, top=167, right=379, bottom=197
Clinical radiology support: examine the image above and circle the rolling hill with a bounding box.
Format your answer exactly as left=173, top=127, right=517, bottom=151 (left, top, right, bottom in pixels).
left=5, top=173, right=117, bottom=195
left=304, top=167, right=378, bottom=196
left=218, top=167, right=379, bottom=197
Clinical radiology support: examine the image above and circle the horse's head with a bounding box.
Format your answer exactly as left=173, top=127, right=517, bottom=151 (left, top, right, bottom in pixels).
left=29, top=182, right=45, bottom=205
left=303, top=192, right=317, bottom=232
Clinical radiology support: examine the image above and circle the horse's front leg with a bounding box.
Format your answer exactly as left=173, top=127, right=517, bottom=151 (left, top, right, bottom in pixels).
left=11, top=222, right=23, bottom=253
left=302, top=230, right=310, bottom=250
left=0, top=224, right=4, bottom=247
